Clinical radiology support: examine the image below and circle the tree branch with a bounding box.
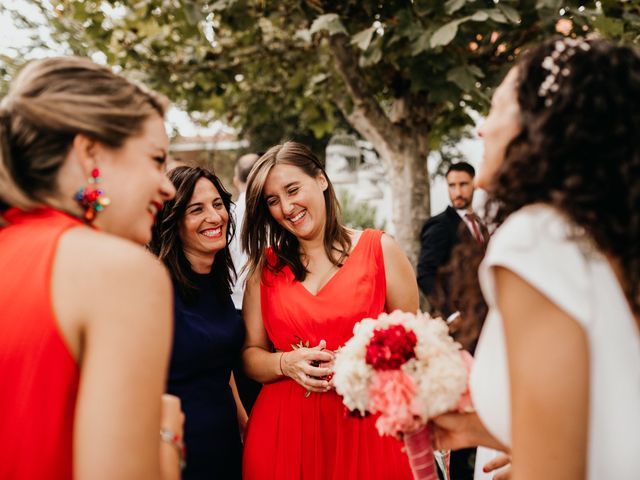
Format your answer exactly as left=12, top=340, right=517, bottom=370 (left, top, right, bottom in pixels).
left=327, top=33, right=403, bottom=155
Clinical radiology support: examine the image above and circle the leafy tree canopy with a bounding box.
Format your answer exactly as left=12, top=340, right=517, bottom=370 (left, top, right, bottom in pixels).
left=1, top=0, right=637, bottom=260
left=3, top=0, right=637, bottom=156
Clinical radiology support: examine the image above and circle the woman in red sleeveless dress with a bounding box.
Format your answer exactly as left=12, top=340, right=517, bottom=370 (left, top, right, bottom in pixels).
left=240, top=142, right=419, bottom=479
left=0, top=57, right=182, bottom=479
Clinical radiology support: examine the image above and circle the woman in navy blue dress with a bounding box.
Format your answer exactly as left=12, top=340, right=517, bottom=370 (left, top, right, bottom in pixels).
left=150, top=166, right=246, bottom=479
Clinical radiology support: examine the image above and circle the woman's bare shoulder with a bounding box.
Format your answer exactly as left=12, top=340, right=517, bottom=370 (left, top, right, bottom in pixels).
left=379, top=231, right=403, bottom=256
left=51, top=227, right=172, bottom=360
left=54, top=228, right=171, bottom=319
left=58, top=227, right=168, bottom=277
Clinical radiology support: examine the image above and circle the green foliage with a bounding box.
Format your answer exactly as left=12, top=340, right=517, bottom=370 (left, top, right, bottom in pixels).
left=1, top=1, right=637, bottom=160
left=339, top=190, right=385, bottom=231
left=429, top=127, right=475, bottom=177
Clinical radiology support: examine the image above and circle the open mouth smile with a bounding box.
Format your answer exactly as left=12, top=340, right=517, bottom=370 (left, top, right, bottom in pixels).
left=200, top=227, right=223, bottom=238
left=288, top=210, right=306, bottom=225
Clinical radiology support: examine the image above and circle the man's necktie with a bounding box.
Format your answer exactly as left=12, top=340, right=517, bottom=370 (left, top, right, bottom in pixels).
left=465, top=212, right=483, bottom=244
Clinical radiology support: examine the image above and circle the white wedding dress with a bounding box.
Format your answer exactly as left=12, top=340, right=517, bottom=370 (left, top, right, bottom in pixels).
left=471, top=204, right=640, bottom=479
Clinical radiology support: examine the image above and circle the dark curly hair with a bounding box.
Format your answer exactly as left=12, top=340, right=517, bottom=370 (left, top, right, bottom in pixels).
left=148, top=166, right=236, bottom=303
left=484, top=37, right=640, bottom=322
left=436, top=233, right=488, bottom=353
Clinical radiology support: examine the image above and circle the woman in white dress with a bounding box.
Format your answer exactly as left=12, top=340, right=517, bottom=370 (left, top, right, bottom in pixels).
left=432, top=38, right=640, bottom=480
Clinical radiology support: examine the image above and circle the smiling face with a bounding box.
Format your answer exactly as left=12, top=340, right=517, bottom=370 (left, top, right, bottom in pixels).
left=94, top=114, right=175, bottom=245
left=263, top=163, right=328, bottom=242
left=179, top=177, right=229, bottom=267
left=476, top=68, right=523, bottom=190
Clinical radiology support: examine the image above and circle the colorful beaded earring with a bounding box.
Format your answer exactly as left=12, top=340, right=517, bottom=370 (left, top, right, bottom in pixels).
left=73, top=167, right=111, bottom=222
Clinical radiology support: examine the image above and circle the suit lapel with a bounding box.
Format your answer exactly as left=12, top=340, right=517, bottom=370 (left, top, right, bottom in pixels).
left=447, top=206, right=490, bottom=247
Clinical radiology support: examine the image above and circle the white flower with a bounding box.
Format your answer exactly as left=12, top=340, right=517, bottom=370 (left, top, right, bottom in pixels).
left=333, top=358, right=373, bottom=413
left=334, top=310, right=467, bottom=425
left=542, top=56, right=555, bottom=71
left=538, top=38, right=590, bottom=104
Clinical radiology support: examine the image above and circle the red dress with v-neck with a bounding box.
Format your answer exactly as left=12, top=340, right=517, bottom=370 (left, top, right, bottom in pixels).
left=242, top=229, right=412, bottom=480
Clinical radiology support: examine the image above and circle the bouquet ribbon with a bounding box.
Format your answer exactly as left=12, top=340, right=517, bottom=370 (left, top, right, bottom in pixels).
left=403, top=425, right=438, bottom=480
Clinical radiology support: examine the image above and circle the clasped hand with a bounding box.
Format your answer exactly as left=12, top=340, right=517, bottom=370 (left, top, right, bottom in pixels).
left=431, top=412, right=512, bottom=479
left=281, top=339, right=334, bottom=393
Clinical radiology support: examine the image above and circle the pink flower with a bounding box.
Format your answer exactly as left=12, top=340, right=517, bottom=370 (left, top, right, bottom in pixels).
left=369, top=370, right=422, bottom=436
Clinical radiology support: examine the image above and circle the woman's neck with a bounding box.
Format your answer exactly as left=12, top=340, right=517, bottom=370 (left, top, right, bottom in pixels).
left=298, top=234, right=326, bottom=259
left=41, top=195, right=86, bottom=222
left=298, top=227, right=354, bottom=263
left=184, top=249, right=215, bottom=274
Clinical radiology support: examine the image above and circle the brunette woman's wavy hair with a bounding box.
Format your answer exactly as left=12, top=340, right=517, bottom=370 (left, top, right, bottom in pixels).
left=437, top=235, right=488, bottom=353
left=242, top=141, right=351, bottom=280
left=149, top=166, right=236, bottom=303
left=478, top=37, right=640, bottom=322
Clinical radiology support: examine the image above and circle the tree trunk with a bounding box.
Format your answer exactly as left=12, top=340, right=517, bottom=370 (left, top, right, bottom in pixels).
left=338, top=98, right=431, bottom=266
left=327, top=33, right=431, bottom=265
left=377, top=144, right=430, bottom=266
left=344, top=105, right=430, bottom=264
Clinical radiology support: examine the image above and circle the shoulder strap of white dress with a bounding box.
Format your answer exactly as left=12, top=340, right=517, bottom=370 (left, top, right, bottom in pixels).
left=479, top=205, right=592, bottom=327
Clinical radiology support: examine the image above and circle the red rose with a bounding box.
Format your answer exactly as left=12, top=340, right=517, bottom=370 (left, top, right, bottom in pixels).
left=365, top=325, right=417, bottom=370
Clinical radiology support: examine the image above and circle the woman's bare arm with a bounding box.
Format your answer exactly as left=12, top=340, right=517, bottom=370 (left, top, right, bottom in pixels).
left=495, top=266, right=589, bottom=480
left=229, top=372, right=248, bottom=440
left=54, top=230, right=176, bottom=480
left=381, top=233, right=420, bottom=313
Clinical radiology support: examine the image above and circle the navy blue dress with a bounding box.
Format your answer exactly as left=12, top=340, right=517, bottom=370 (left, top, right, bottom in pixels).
left=167, top=273, right=244, bottom=480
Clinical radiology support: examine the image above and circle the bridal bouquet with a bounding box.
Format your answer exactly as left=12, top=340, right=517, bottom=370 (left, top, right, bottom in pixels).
left=333, top=310, right=472, bottom=480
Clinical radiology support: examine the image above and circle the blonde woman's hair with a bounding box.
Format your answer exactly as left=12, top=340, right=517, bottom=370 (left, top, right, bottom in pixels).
left=0, top=56, right=168, bottom=211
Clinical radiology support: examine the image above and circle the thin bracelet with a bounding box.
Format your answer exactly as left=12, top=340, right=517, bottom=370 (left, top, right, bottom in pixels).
left=160, top=428, right=186, bottom=469
left=279, top=351, right=286, bottom=376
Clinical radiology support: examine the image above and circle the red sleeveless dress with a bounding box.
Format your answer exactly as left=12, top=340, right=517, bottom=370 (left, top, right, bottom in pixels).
left=242, top=229, right=412, bottom=480
left=0, top=207, right=81, bottom=479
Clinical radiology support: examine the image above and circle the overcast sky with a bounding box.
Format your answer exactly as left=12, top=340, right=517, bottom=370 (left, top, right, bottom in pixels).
left=0, top=0, right=229, bottom=137
left=0, top=1, right=49, bottom=54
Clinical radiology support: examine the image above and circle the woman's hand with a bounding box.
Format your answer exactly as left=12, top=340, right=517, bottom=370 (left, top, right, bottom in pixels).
left=160, top=394, right=184, bottom=438
left=431, top=412, right=507, bottom=452
left=281, top=339, right=334, bottom=393
left=237, top=409, right=249, bottom=443
left=159, top=394, right=185, bottom=480
left=229, top=372, right=248, bottom=443
left=483, top=453, right=512, bottom=480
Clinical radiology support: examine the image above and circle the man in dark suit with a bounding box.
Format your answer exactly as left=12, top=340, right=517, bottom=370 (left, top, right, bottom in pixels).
left=417, top=162, right=487, bottom=480
left=417, top=162, right=487, bottom=320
